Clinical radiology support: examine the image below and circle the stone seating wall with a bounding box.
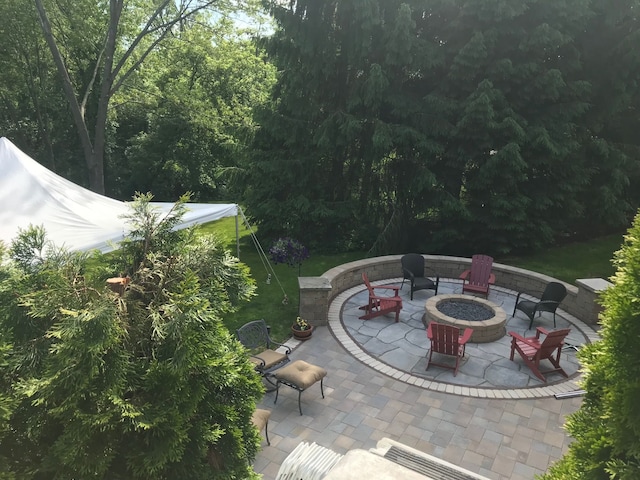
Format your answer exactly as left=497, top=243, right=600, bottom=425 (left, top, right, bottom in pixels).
left=298, top=255, right=610, bottom=328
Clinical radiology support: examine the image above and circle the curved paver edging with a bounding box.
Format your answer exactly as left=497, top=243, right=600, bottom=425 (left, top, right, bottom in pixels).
left=328, top=278, right=600, bottom=399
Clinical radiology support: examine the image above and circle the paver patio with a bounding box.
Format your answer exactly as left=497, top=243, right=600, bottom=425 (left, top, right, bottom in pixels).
left=252, top=280, right=592, bottom=479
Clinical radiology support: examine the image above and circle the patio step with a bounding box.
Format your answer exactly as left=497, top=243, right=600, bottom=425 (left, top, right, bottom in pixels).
left=277, top=438, right=491, bottom=479
left=372, top=438, right=492, bottom=480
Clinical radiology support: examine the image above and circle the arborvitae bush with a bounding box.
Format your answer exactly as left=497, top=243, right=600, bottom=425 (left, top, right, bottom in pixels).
left=0, top=194, right=263, bottom=479
left=542, top=210, right=640, bottom=479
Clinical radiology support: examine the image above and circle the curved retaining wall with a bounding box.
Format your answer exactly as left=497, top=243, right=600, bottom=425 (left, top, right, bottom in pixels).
left=298, top=255, right=610, bottom=327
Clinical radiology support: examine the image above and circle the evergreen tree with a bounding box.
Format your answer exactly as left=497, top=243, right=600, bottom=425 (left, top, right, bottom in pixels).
left=247, top=0, right=634, bottom=255
left=0, top=195, right=262, bottom=479
left=542, top=210, right=640, bottom=479
left=571, top=0, right=640, bottom=236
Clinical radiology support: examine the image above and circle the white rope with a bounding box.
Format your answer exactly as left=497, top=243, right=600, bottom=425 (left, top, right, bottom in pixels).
left=239, top=208, right=289, bottom=303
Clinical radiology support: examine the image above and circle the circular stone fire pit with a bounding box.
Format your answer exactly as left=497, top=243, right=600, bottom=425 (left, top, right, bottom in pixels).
left=423, top=294, right=507, bottom=343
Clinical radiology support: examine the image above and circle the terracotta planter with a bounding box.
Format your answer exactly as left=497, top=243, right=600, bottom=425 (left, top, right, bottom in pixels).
left=291, top=324, right=314, bottom=341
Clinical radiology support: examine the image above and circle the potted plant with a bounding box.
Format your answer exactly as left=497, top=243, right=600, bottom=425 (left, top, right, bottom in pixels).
left=291, top=316, right=313, bottom=340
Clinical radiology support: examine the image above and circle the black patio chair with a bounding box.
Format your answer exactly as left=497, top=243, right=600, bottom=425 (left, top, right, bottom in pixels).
left=236, top=319, right=291, bottom=390
left=401, top=253, right=439, bottom=300
left=513, top=282, right=568, bottom=330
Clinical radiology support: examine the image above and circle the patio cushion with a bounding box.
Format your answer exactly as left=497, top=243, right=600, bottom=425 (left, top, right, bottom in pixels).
left=274, top=360, right=327, bottom=390
left=251, top=349, right=288, bottom=370
left=251, top=408, right=271, bottom=432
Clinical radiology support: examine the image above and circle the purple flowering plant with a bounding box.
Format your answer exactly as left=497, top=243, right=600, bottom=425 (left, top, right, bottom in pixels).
left=269, top=237, right=310, bottom=273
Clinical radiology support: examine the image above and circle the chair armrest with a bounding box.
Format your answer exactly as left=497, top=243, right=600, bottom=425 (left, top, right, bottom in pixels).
left=372, top=284, right=401, bottom=295
left=459, top=269, right=470, bottom=281
left=424, top=266, right=440, bottom=278
left=488, top=273, right=496, bottom=285
left=508, top=331, right=539, bottom=348
left=251, top=354, right=266, bottom=368
left=266, top=338, right=292, bottom=355
left=535, top=327, right=549, bottom=338
left=371, top=293, right=402, bottom=302
left=538, top=300, right=560, bottom=308
left=402, top=268, right=416, bottom=281
left=459, top=328, right=474, bottom=345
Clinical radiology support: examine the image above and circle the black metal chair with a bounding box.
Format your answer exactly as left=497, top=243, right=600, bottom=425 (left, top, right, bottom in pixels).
left=401, top=253, right=439, bottom=300
left=513, top=282, right=568, bottom=330
left=236, top=319, right=291, bottom=390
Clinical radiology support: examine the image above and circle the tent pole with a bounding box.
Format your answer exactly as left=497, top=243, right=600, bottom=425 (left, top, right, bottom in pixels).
left=236, top=211, right=240, bottom=259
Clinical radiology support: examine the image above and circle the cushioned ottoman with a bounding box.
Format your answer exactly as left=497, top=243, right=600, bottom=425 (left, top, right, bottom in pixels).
left=251, top=408, right=271, bottom=445
left=273, top=360, right=327, bottom=415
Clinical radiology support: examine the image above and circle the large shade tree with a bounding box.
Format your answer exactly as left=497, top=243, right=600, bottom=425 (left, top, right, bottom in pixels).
left=109, top=19, right=276, bottom=201
left=0, top=195, right=263, bottom=479
left=33, top=0, right=262, bottom=194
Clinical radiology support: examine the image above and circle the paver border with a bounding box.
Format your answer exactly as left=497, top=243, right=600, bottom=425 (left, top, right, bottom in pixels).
left=328, top=278, right=600, bottom=399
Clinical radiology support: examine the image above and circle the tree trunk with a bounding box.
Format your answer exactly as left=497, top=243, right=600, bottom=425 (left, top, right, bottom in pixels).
left=36, top=0, right=219, bottom=194
left=35, top=0, right=104, bottom=192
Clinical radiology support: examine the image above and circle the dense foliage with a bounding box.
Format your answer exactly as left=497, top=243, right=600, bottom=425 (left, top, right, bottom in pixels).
left=0, top=0, right=275, bottom=201
left=0, top=195, right=263, bottom=479
left=241, top=0, right=639, bottom=254
left=542, top=210, right=640, bottom=479
left=1, top=0, right=639, bottom=255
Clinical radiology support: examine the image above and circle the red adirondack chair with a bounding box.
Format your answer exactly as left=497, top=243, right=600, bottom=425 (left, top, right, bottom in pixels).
left=459, top=254, right=495, bottom=297
left=508, top=327, right=571, bottom=382
left=359, top=272, right=403, bottom=322
left=426, top=322, right=473, bottom=376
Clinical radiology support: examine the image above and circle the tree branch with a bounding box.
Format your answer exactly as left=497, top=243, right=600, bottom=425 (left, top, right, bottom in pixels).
left=80, top=41, right=106, bottom=118
left=110, top=1, right=219, bottom=95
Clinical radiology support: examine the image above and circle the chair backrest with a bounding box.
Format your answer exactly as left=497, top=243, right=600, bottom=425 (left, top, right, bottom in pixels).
left=362, top=272, right=375, bottom=295
left=429, top=322, right=462, bottom=356
left=401, top=253, right=425, bottom=278
left=468, top=254, right=493, bottom=287
left=538, top=328, right=571, bottom=359
left=236, top=319, right=273, bottom=351
left=539, top=282, right=568, bottom=312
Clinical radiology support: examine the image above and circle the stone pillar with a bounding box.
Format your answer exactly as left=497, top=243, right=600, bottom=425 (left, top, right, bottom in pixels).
left=298, top=276, right=332, bottom=326
left=575, top=278, right=612, bottom=326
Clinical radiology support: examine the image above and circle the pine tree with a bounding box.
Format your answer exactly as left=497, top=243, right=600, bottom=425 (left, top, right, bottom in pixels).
left=247, top=0, right=606, bottom=254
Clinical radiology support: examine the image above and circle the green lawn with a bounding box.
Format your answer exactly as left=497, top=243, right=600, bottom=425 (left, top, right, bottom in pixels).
left=199, top=217, right=367, bottom=341
left=203, top=217, right=624, bottom=342
left=497, top=233, right=622, bottom=284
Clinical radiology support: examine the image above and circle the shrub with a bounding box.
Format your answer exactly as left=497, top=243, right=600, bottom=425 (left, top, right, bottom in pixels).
left=0, top=195, right=263, bottom=479
left=541, top=210, right=640, bottom=479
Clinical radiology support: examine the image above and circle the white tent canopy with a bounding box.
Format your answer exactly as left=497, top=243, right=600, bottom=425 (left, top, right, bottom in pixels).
left=0, top=137, right=238, bottom=253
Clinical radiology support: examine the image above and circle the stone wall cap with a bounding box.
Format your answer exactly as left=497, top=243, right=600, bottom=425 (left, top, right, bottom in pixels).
left=298, top=276, right=331, bottom=289
left=576, top=278, right=612, bottom=292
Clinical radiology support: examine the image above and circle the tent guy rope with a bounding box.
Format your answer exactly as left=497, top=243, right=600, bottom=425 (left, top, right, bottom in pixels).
left=238, top=208, right=289, bottom=304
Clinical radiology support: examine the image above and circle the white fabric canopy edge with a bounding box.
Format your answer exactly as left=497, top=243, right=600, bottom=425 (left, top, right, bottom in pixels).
left=0, top=137, right=238, bottom=253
